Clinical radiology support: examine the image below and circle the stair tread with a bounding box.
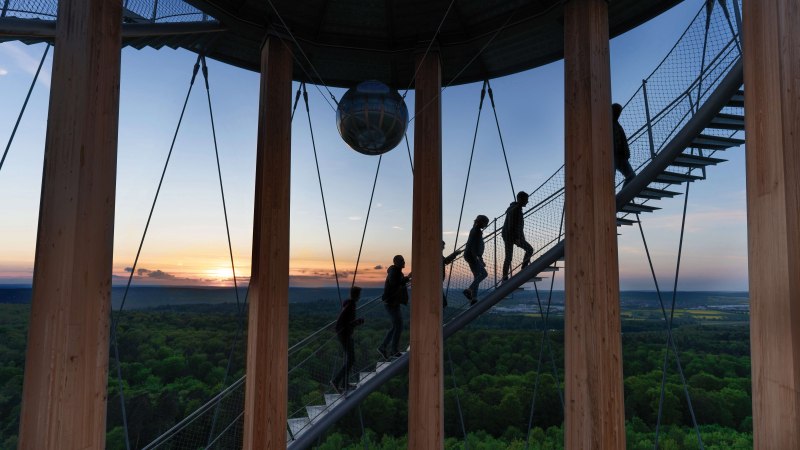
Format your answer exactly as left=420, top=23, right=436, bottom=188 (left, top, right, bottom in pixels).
left=710, top=113, right=745, bottom=129
left=691, top=135, right=745, bottom=150
left=616, top=217, right=637, bottom=226
left=656, top=171, right=704, bottom=183
left=622, top=203, right=660, bottom=213
left=672, top=154, right=727, bottom=167
left=324, top=393, right=342, bottom=406
left=637, top=187, right=681, bottom=199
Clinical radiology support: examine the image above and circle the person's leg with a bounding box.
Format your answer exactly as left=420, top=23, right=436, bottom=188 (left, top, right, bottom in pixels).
left=519, top=239, right=534, bottom=267
left=389, top=304, right=403, bottom=353
left=502, top=237, right=514, bottom=280
left=474, top=263, right=488, bottom=297
left=380, top=304, right=394, bottom=354
left=621, top=159, right=636, bottom=185
left=467, top=258, right=480, bottom=294
left=331, top=334, right=348, bottom=390
left=343, top=335, right=355, bottom=389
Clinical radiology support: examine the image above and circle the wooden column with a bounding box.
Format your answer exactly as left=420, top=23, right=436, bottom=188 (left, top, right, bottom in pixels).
left=18, top=0, right=121, bottom=448
left=243, top=35, right=293, bottom=450
left=409, top=51, right=444, bottom=450
left=743, top=2, right=800, bottom=448
left=563, top=0, right=626, bottom=448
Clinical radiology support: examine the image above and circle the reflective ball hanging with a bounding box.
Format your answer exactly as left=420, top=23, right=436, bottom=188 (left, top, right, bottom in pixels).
left=336, top=80, right=409, bottom=156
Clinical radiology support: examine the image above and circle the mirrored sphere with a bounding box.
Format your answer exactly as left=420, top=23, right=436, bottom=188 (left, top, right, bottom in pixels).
left=336, top=80, right=409, bottom=156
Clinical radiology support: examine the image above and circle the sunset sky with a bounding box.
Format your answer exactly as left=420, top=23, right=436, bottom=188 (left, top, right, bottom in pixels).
left=0, top=0, right=748, bottom=290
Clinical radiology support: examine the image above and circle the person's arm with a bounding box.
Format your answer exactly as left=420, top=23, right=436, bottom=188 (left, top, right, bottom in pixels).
left=444, top=250, right=462, bottom=265
left=622, top=129, right=631, bottom=159
left=514, top=206, right=525, bottom=240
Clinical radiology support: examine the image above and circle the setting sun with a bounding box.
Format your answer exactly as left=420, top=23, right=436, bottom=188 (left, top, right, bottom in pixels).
left=206, top=266, right=235, bottom=280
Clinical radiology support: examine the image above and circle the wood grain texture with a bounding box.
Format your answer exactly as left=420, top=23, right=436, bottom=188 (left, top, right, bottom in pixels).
left=743, top=1, right=800, bottom=448
left=17, top=1, right=122, bottom=448
left=243, top=36, right=293, bottom=450
left=408, top=52, right=444, bottom=450
left=563, top=0, right=626, bottom=449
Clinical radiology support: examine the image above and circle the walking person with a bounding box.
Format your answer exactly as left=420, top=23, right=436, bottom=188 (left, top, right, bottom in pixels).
left=613, top=103, right=636, bottom=186
left=378, top=255, right=411, bottom=360
left=502, top=191, right=533, bottom=281
left=463, top=215, right=489, bottom=305
left=330, top=286, right=365, bottom=394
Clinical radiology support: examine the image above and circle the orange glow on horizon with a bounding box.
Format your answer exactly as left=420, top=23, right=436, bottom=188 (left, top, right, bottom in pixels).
left=104, top=257, right=390, bottom=287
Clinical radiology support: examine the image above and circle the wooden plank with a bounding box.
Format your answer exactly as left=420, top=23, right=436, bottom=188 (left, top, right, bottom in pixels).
left=743, top=1, right=800, bottom=448
left=408, top=51, right=444, bottom=450
left=243, top=35, right=293, bottom=450
left=563, top=0, right=626, bottom=449
left=17, top=1, right=122, bottom=448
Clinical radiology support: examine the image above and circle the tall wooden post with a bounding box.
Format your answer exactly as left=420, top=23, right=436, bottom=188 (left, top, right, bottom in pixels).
left=563, top=0, right=626, bottom=448
left=18, top=0, right=122, bottom=448
left=243, top=35, right=293, bottom=450
left=409, top=51, right=444, bottom=450
left=743, top=2, right=800, bottom=448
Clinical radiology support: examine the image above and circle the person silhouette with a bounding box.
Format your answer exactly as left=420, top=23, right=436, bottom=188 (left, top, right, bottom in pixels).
left=463, top=215, right=489, bottom=305
left=378, top=255, right=410, bottom=360
left=613, top=103, right=636, bottom=186
left=330, top=286, right=365, bottom=394
left=502, top=191, right=533, bottom=281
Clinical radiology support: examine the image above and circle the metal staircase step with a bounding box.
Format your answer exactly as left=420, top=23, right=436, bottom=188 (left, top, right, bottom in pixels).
left=622, top=203, right=661, bottom=214
left=671, top=153, right=727, bottom=168
left=376, top=361, right=391, bottom=372
left=655, top=171, right=704, bottom=184
left=690, top=134, right=745, bottom=150
left=359, top=371, right=376, bottom=383
left=288, top=417, right=310, bottom=438
left=727, top=91, right=744, bottom=107
left=709, top=113, right=745, bottom=131
left=540, top=266, right=560, bottom=272
left=306, top=405, right=326, bottom=421
left=616, top=217, right=637, bottom=226
left=637, top=187, right=681, bottom=200
left=324, top=394, right=342, bottom=406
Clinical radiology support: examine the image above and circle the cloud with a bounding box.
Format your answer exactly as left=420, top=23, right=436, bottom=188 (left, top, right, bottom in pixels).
left=0, top=68, right=7, bottom=76
left=376, top=203, right=383, bottom=207
left=124, top=267, right=134, bottom=272
left=443, top=231, right=455, bottom=235
left=373, top=264, right=383, bottom=270
left=392, top=226, right=403, bottom=230
left=0, top=43, right=51, bottom=87
left=133, top=267, right=177, bottom=279
left=348, top=216, right=361, bottom=221
left=146, top=269, right=177, bottom=280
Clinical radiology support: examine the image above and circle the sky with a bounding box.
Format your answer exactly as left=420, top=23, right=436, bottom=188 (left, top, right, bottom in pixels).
left=0, top=0, right=749, bottom=290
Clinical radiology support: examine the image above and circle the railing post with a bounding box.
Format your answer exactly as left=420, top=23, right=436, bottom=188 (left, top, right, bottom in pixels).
left=1, top=0, right=10, bottom=18
left=731, top=0, right=742, bottom=42
left=493, top=219, right=497, bottom=287
left=150, top=0, right=158, bottom=22
left=641, top=80, right=656, bottom=158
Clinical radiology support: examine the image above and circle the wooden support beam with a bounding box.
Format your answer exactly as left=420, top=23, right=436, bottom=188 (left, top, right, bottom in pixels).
left=18, top=0, right=122, bottom=448
left=743, top=2, right=800, bottom=448
left=409, top=51, right=444, bottom=450
left=243, top=35, right=293, bottom=450
left=563, top=0, right=626, bottom=448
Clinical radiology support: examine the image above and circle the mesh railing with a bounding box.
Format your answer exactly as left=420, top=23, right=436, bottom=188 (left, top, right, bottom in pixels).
left=144, top=1, right=743, bottom=448
left=0, top=0, right=212, bottom=22
left=142, top=294, right=388, bottom=449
